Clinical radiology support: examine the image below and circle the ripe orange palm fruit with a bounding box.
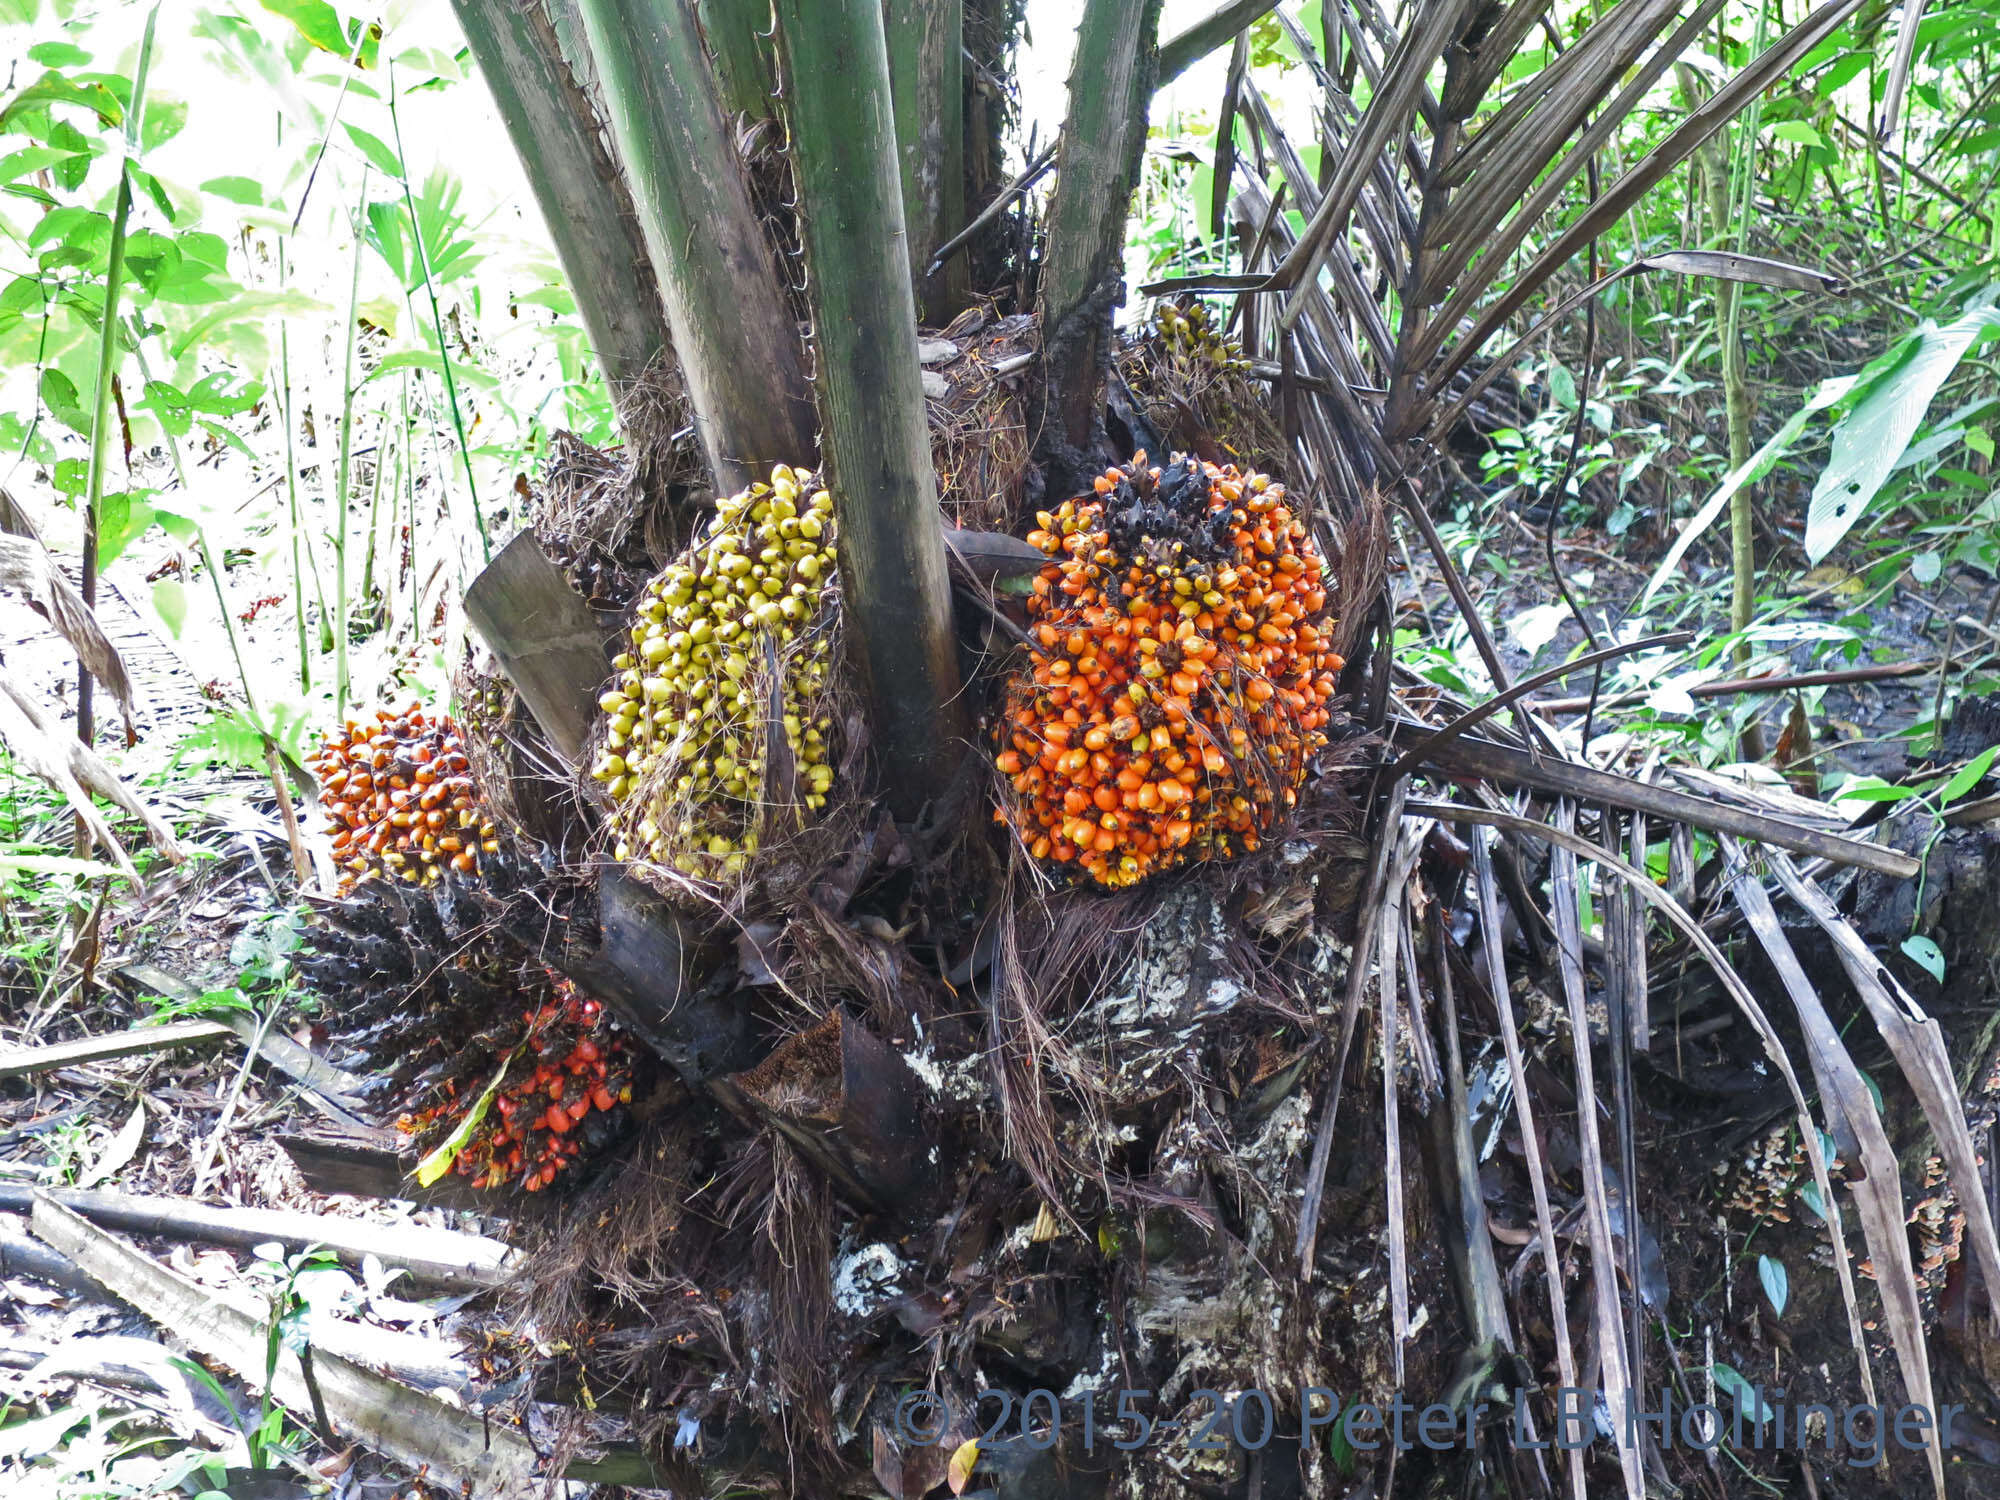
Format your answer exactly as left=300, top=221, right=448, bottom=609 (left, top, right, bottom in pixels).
left=310, top=705, right=500, bottom=894
left=994, top=454, right=1343, bottom=888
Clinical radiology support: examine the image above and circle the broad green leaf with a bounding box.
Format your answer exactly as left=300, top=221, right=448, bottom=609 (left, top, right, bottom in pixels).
left=1710, top=1363, right=1772, bottom=1427
left=40, top=367, right=89, bottom=433
left=1937, top=744, right=1999, bottom=805
left=128, top=166, right=182, bottom=222
left=1769, top=120, right=1826, bottom=148
left=1641, top=374, right=1854, bottom=606
left=1547, top=361, right=1577, bottom=410
left=1807, top=307, right=2000, bottom=561
left=343, top=122, right=401, bottom=177
left=1911, top=550, right=1942, bottom=583
left=152, top=577, right=187, bottom=637
left=0, top=72, right=123, bottom=128
left=261, top=0, right=348, bottom=56
left=201, top=174, right=267, bottom=206
left=122, top=228, right=182, bottom=294
left=1832, top=778, right=1917, bottom=804
left=97, top=491, right=156, bottom=566
left=1902, top=935, right=1945, bottom=982
left=1756, top=1254, right=1788, bottom=1316
left=0, top=144, right=73, bottom=182
left=26, top=42, right=91, bottom=67
left=27, top=203, right=108, bottom=252
left=141, top=94, right=188, bottom=152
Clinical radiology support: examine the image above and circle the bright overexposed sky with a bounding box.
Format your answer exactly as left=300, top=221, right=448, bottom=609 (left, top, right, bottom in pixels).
left=1019, top=0, right=1256, bottom=157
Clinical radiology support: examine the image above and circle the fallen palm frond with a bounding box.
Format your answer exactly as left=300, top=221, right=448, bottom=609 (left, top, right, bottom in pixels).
left=1546, top=806, right=1643, bottom=1500
left=0, top=667, right=183, bottom=879
left=0, top=1019, right=230, bottom=1079
left=6, top=1185, right=516, bottom=1294
left=1768, top=852, right=2000, bottom=1330
left=29, top=1194, right=544, bottom=1497
left=1730, top=850, right=1943, bottom=1498
left=1407, top=795, right=1898, bottom=1497
left=0, top=489, right=137, bottom=739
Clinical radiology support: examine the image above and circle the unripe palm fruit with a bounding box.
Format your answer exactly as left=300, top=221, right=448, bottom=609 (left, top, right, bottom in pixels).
left=595, top=464, right=842, bottom=881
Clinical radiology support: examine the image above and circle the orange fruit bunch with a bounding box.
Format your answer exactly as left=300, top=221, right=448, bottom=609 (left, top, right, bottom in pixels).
left=311, top=705, right=500, bottom=893
left=399, top=978, right=636, bottom=1193
left=994, top=454, right=1342, bottom=888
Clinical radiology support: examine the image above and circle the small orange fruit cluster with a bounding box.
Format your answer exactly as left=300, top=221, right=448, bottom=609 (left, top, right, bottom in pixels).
left=400, top=978, right=635, bottom=1193
left=311, top=706, right=500, bottom=893
left=995, top=454, right=1342, bottom=888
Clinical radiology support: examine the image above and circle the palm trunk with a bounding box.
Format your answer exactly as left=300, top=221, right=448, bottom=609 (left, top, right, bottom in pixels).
left=885, top=0, right=969, bottom=323
left=450, top=0, right=670, bottom=390
left=1034, top=0, right=1163, bottom=491
left=575, top=0, right=815, bottom=488
left=699, top=0, right=778, bottom=121
left=772, top=0, right=969, bottom=813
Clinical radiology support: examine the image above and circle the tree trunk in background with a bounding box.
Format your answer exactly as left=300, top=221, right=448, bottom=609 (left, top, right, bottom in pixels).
left=772, top=0, right=970, bottom=815
left=1033, top=0, right=1164, bottom=493
left=960, top=0, right=1020, bottom=216
left=885, top=0, right=970, bottom=324
left=575, top=0, right=815, bottom=489
left=449, top=0, right=669, bottom=391
left=1681, top=67, right=1763, bottom=760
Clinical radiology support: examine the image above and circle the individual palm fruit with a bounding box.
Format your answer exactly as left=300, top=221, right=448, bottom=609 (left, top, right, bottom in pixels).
left=592, top=463, right=840, bottom=881
left=398, top=976, right=637, bottom=1193
left=1153, top=300, right=1251, bottom=372
left=310, top=705, right=501, bottom=894
left=994, top=454, right=1343, bottom=889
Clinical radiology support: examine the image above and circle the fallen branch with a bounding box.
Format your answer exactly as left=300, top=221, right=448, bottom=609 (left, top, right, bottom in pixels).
left=0, top=1186, right=516, bottom=1294
left=1396, top=723, right=1919, bottom=879
left=1532, top=656, right=1941, bottom=714
left=30, top=1193, right=541, bottom=1498
left=0, top=1019, right=233, bottom=1080
left=108, top=963, right=369, bottom=1111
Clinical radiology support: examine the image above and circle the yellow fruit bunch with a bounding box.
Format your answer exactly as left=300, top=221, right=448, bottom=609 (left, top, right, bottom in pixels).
left=994, top=454, right=1342, bottom=889
left=1153, top=300, right=1251, bottom=373
left=592, top=463, right=839, bottom=880
left=311, top=706, right=501, bottom=894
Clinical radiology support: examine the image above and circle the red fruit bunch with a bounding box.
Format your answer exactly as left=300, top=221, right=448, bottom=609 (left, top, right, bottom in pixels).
left=399, top=977, right=636, bottom=1193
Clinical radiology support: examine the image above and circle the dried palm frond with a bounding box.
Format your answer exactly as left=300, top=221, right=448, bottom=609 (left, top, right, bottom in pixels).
left=0, top=668, right=181, bottom=879
left=1185, top=0, right=1868, bottom=508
